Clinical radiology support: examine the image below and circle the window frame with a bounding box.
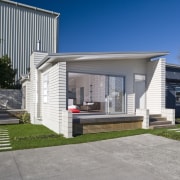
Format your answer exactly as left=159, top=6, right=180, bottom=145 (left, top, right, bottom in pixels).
left=43, top=73, right=49, bottom=103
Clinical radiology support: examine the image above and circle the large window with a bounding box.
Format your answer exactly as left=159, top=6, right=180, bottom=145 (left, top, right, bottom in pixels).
left=176, top=89, right=180, bottom=103
left=68, top=72, right=125, bottom=114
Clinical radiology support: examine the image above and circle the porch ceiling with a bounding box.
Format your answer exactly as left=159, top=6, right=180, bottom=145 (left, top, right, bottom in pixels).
left=37, top=52, right=169, bottom=70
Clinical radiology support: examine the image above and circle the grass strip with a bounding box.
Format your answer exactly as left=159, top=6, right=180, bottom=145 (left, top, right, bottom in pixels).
left=0, top=124, right=179, bottom=151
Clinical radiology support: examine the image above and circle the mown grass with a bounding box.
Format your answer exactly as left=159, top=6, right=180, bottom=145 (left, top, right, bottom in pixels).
left=0, top=124, right=180, bottom=151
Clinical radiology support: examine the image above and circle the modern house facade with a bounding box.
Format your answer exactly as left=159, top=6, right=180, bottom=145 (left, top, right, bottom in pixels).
left=0, top=0, right=59, bottom=81
left=21, top=51, right=175, bottom=137
left=166, top=64, right=180, bottom=117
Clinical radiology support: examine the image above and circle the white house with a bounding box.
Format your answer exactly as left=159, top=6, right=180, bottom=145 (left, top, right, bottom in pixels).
left=21, top=51, right=175, bottom=137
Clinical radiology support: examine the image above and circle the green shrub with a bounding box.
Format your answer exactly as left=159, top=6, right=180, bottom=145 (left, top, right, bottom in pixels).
left=20, top=113, right=30, bottom=124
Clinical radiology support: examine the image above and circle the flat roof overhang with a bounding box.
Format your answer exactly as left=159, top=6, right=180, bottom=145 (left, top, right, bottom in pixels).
left=37, top=52, right=169, bottom=70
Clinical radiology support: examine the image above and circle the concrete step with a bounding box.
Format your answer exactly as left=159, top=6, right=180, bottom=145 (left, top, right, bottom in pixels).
left=150, top=124, right=176, bottom=129
left=0, top=110, right=7, bottom=114
left=0, top=138, right=10, bottom=140
left=150, top=117, right=167, bottom=122
left=0, top=147, right=12, bottom=151
left=0, top=111, right=19, bottom=125
left=150, top=120, right=172, bottom=126
left=0, top=140, right=10, bottom=143
left=0, top=119, right=19, bottom=124
left=0, top=143, right=11, bottom=147
left=0, top=128, right=12, bottom=151
left=149, top=114, right=162, bottom=118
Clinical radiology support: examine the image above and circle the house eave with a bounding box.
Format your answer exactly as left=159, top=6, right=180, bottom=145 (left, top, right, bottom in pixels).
left=36, top=51, right=169, bottom=70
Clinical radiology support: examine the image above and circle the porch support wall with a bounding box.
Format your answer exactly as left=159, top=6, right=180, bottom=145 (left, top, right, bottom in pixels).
left=136, top=109, right=149, bottom=129
left=29, top=52, right=48, bottom=124
left=41, top=62, right=67, bottom=135
left=161, top=108, right=175, bottom=125
left=62, top=110, right=73, bottom=138
left=22, top=80, right=30, bottom=110
left=146, top=58, right=166, bottom=114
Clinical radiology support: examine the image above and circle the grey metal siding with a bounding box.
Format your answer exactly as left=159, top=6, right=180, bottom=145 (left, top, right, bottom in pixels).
left=166, top=66, right=180, bottom=117
left=0, top=1, right=59, bottom=80
left=166, top=66, right=180, bottom=82
left=166, top=82, right=176, bottom=109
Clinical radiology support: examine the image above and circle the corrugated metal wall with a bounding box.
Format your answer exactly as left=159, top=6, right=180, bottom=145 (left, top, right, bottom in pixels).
left=0, top=0, right=59, bottom=81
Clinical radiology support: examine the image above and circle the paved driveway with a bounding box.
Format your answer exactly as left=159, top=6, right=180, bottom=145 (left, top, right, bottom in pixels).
left=0, top=134, right=180, bottom=180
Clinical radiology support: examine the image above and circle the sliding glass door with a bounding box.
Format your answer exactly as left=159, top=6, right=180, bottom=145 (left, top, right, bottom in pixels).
left=107, top=76, right=124, bottom=114
left=68, top=73, right=125, bottom=114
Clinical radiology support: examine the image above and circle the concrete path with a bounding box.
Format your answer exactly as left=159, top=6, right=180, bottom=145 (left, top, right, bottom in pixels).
left=168, top=128, right=180, bottom=133
left=0, top=134, right=180, bottom=180
left=0, top=128, right=12, bottom=151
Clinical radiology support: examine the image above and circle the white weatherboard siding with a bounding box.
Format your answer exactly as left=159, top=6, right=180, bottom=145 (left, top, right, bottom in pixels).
left=22, top=80, right=30, bottom=110
left=0, top=0, right=59, bottom=80
left=146, top=58, right=166, bottom=114
left=67, top=59, right=147, bottom=114
left=29, top=52, right=48, bottom=124
left=41, top=62, right=67, bottom=134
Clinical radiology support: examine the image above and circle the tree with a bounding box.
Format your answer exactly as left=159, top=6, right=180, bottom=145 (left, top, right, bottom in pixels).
left=0, top=55, right=17, bottom=88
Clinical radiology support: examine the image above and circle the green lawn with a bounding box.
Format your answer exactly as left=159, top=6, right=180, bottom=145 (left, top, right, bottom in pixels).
left=1, top=124, right=180, bottom=151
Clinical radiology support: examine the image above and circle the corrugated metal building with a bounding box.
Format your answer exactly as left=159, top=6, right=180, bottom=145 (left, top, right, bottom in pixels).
left=166, top=64, right=180, bottom=117
left=0, top=0, right=60, bottom=81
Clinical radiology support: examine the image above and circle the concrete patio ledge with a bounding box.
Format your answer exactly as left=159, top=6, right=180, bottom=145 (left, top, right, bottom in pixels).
left=73, top=115, right=143, bottom=124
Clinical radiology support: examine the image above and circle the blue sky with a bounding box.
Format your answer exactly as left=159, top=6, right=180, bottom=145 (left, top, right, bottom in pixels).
left=14, top=0, right=180, bottom=64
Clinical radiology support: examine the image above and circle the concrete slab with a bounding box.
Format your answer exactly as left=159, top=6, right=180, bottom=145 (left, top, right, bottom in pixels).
left=0, top=151, right=21, bottom=179
left=0, top=134, right=180, bottom=180
left=168, top=128, right=180, bottom=131
left=0, top=143, right=11, bottom=146
left=0, top=147, right=12, bottom=151
left=0, top=140, right=10, bottom=143
left=0, top=138, right=10, bottom=140
left=0, top=131, right=8, bottom=133
left=0, top=135, right=9, bottom=138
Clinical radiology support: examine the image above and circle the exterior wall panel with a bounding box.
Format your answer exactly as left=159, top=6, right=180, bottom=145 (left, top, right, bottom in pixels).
left=22, top=80, right=30, bottom=110
left=0, top=0, right=59, bottom=80
left=146, top=58, right=166, bottom=114
left=29, top=52, right=48, bottom=123
left=41, top=62, right=67, bottom=134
